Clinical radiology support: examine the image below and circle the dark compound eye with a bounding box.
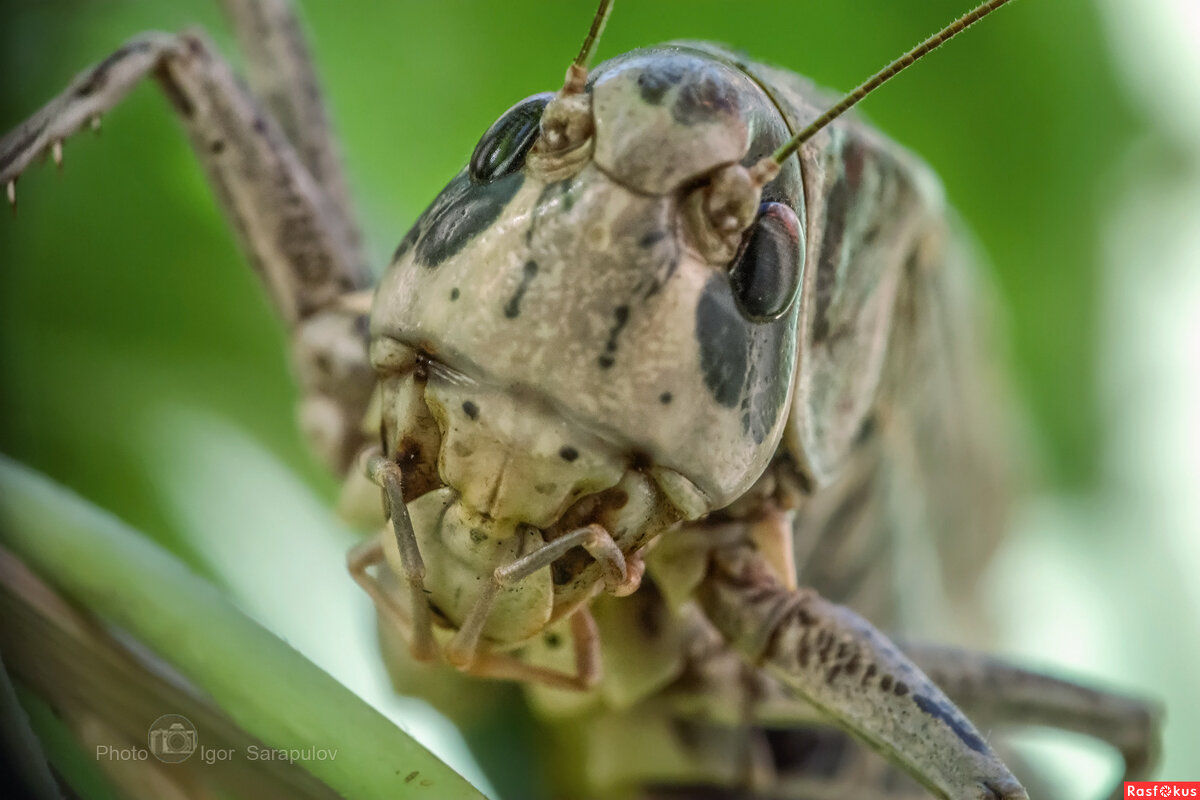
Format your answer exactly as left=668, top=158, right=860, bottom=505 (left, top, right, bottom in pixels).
left=469, top=93, right=553, bottom=183
left=728, top=202, right=804, bottom=322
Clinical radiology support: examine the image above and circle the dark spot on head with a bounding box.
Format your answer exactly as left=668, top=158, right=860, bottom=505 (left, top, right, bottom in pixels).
left=504, top=259, right=539, bottom=319
left=461, top=400, right=479, bottom=420
left=825, top=665, right=841, bottom=685
left=812, top=171, right=851, bottom=344
left=559, top=446, right=579, bottom=463
left=659, top=391, right=673, bottom=404
left=880, top=675, right=893, bottom=692
left=637, top=62, right=686, bottom=105
left=597, top=354, right=615, bottom=369
left=469, top=528, right=486, bottom=544
left=450, top=287, right=460, bottom=301
left=253, top=116, right=267, bottom=134
left=844, top=655, right=860, bottom=676
left=912, top=693, right=989, bottom=754
left=404, top=771, right=418, bottom=784
left=862, top=664, right=877, bottom=686
left=209, top=139, right=225, bottom=154
left=672, top=72, right=738, bottom=126
left=599, top=305, right=631, bottom=363
left=544, top=632, right=561, bottom=649
left=695, top=272, right=797, bottom=444
left=413, top=170, right=524, bottom=268
left=893, top=681, right=909, bottom=697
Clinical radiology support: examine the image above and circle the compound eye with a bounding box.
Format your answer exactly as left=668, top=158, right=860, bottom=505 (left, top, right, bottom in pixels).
left=729, top=202, right=804, bottom=322
left=469, top=93, right=553, bottom=183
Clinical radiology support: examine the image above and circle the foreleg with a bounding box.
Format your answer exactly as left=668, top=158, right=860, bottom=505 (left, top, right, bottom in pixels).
left=0, top=28, right=375, bottom=471
left=698, top=542, right=1026, bottom=800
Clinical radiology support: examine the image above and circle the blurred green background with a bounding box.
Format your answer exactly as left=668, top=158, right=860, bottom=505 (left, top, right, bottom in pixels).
left=1, top=1, right=1197, bottom=797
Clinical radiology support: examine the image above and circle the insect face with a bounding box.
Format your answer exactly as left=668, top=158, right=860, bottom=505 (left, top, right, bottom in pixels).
left=370, top=47, right=806, bottom=543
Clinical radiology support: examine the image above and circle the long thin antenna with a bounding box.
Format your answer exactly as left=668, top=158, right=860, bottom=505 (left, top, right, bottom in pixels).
left=768, top=0, right=1016, bottom=167
left=563, top=0, right=615, bottom=94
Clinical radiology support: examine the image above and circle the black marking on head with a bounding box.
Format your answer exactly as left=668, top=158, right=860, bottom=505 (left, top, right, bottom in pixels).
left=825, top=665, right=841, bottom=685
left=449, top=287, right=460, bottom=301
left=597, top=305, right=630, bottom=368
left=559, top=446, right=579, bottom=463
left=695, top=273, right=796, bottom=444
left=504, top=260, right=539, bottom=319
left=410, top=170, right=524, bottom=268
left=659, top=392, right=672, bottom=405
left=209, top=139, right=226, bottom=155
left=862, top=664, right=877, bottom=686
left=469, top=528, right=487, bottom=544
left=637, top=62, right=686, bottom=105
left=543, top=632, right=561, bottom=648
left=893, top=680, right=909, bottom=697
left=672, top=71, right=738, bottom=126
left=880, top=675, right=893, bottom=692
left=461, top=400, right=479, bottom=420
left=812, top=174, right=849, bottom=344
left=912, top=694, right=989, bottom=754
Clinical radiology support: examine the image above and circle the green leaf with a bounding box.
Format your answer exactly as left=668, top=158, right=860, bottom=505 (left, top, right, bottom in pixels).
left=0, top=455, right=487, bottom=800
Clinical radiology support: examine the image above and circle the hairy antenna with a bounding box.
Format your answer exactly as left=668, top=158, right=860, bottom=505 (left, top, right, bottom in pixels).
left=563, top=0, right=615, bottom=94
left=764, top=0, right=1016, bottom=172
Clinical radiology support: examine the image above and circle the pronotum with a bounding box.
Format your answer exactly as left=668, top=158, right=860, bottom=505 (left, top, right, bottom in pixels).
left=0, top=1, right=1163, bottom=798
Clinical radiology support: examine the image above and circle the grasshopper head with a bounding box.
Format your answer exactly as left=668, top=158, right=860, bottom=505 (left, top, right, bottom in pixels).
left=370, top=48, right=806, bottom=545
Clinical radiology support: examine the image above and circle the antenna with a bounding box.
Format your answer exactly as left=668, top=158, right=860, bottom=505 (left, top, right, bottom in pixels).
left=563, top=0, right=615, bottom=95
left=766, top=0, right=1017, bottom=170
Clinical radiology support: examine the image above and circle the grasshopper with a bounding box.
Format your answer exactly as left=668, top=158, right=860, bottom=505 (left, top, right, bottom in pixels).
left=0, top=1, right=1161, bottom=798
